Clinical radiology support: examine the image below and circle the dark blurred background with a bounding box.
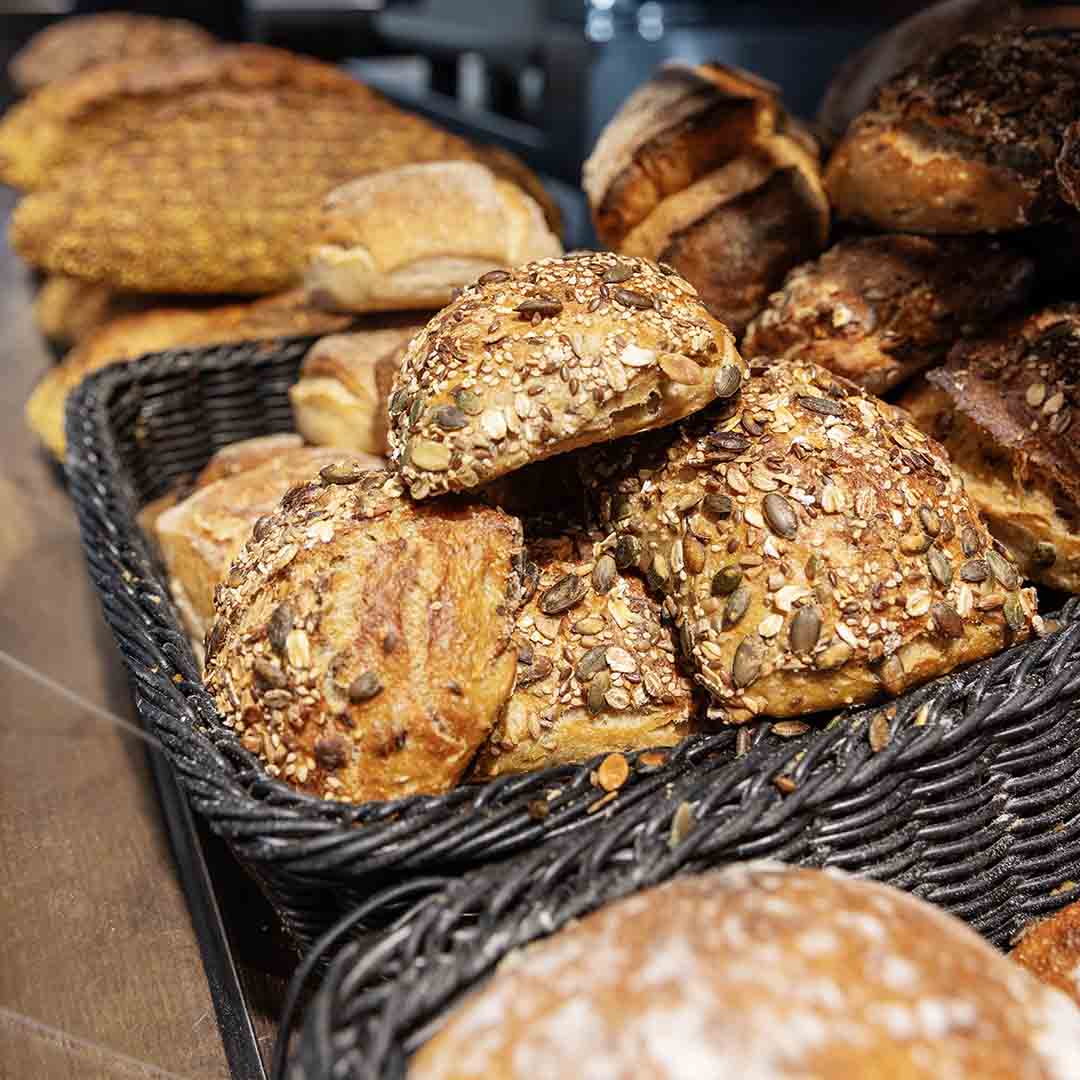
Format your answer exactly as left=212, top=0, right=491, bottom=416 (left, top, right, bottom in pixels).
left=0, top=0, right=933, bottom=243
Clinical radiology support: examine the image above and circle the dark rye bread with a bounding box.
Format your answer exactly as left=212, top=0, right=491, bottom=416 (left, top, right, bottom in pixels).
left=826, top=29, right=1080, bottom=234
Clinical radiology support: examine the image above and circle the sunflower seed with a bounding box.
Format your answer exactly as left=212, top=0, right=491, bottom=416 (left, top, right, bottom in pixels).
left=927, top=547, right=953, bottom=589
left=602, top=262, right=634, bottom=284
left=454, top=387, right=483, bottom=415
left=516, top=297, right=563, bottom=318
left=961, top=526, right=982, bottom=557
left=267, top=603, right=294, bottom=653
left=1004, top=594, right=1026, bottom=632
left=805, top=554, right=822, bottom=581
left=409, top=438, right=451, bottom=471
left=763, top=493, right=798, bottom=539
left=732, top=638, right=763, bottom=687
left=348, top=671, right=382, bottom=702
left=614, top=535, right=640, bottom=569
left=986, top=549, right=1019, bottom=590
left=682, top=536, right=706, bottom=574
left=262, top=690, right=292, bottom=709
left=319, top=461, right=368, bottom=485
left=613, top=287, right=653, bottom=310
left=620, top=344, right=656, bottom=367
left=285, top=628, right=310, bottom=669
left=724, top=586, right=751, bottom=626
left=669, top=801, right=694, bottom=847
left=432, top=405, right=469, bottom=431
left=658, top=352, right=703, bottom=384
left=576, top=646, right=608, bottom=682
left=789, top=605, right=821, bottom=653
left=797, top=394, right=846, bottom=417
left=931, top=602, right=964, bottom=639
left=713, top=365, right=743, bottom=399
left=1032, top=541, right=1058, bottom=568
left=869, top=714, right=891, bottom=752
left=588, top=671, right=611, bottom=714
left=919, top=506, right=941, bottom=537
left=539, top=574, right=586, bottom=615
left=702, top=493, right=733, bottom=518
left=712, top=565, right=743, bottom=595
left=960, top=558, right=989, bottom=583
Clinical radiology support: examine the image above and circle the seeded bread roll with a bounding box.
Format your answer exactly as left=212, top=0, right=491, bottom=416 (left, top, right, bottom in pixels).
left=582, top=61, right=805, bottom=249
left=472, top=533, right=696, bottom=778
left=1013, top=901, right=1080, bottom=1008
left=411, top=863, right=1080, bottom=1080
left=742, top=235, right=1036, bottom=395
left=306, top=162, right=562, bottom=314
left=289, top=319, right=427, bottom=455
left=618, top=134, right=829, bottom=336
left=387, top=252, right=743, bottom=500
left=826, top=30, right=1080, bottom=235
left=205, top=467, right=522, bottom=802
left=899, top=305, right=1080, bottom=593
left=582, top=360, right=1037, bottom=722
left=153, top=445, right=380, bottom=651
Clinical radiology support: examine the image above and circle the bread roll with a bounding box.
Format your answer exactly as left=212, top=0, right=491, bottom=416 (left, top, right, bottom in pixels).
left=205, top=467, right=522, bottom=803
left=412, top=863, right=1080, bottom=1080
left=1013, top=901, right=1080, bottom=1008
left=899, top=305, right=1080, bottom=593
left=387, top=252, right=743, bottom=500
left=8, top=13, right=217, bottom=95
left=826, top=30, right=1080, bottom=235
left=472, top=533, right=696, bottom=778
left=582, top=359, right=1037, bottom=722
left=305, top=162, right=562, bottom=314
left=289, top=319, right=428, bottom=456
left=25, top=290, right=352, bottom=459
left=153, top=444, right=379, bottom=650
left=32, top=275, right=165, bottom=352
left=742, top=235, right=1036, bottom=395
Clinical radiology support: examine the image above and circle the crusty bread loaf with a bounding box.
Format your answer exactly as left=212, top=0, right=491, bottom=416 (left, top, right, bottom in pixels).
left=411, top=863, right=1080, bottom=1080
left=25, top=290, right=352, bottom=459
left=289, top=318, right=428, bottom=455
left=826, top=30, right=1080, bottom=234
left=8, top=12, right=217, bottom=95
left=32, top=274, right=169, bottom=352
left=305, top=162, right=562, bottom=314
left=582, top=359, right=1037, bottom=722
left=899, top=305, right=1080, bottom=594
left=1013, top=901, right=1080, bottom=1008
left=153, top=444, right=379, bottom=650
left=205, top=467, right=523, bottom=803
left=742, top=235, right=1036, bottom=394
left=387, top=252, right=743, bottom=500
left=472, top=533, right=696, bottom=778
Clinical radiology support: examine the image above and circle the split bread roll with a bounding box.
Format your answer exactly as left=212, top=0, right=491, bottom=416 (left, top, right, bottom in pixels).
left=387, top=252, right=743, bottom=500
left=582, top=359, right=1038, bottom=722
left=412, top=863, right=1080, bottom=1080
left=1013, top=900, right=1080, bottom=1008
left=473, top=533, right=697, bottom=779
left=289, top=318, right=428, bottom=455
left=26, top=290, right=352, bottom=459
left=305, top=162, right=563, bottom=314
left=205, top=467, right=523, bottom=803
left=899, top=305, right=1080, bottom=593
left=152, top=443, right=380, bottom=650
left=742, top=235, right=1036, bottom=395
left=826, top=29, right=1080, bottom=235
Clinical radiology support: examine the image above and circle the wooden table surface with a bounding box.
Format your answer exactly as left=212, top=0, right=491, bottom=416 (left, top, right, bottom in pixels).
left=0, top=187, right=291, bottom=1078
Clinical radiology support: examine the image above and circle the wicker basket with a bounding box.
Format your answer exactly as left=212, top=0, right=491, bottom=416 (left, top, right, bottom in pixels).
left=65, top=338, right=1080, bottom=954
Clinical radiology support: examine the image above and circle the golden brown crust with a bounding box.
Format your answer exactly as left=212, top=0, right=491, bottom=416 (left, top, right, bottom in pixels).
left=826, top=30, right=1080, bottom=234
left=289, top=318, right=428, bottom=456
left=620, top=136, right=829, bottom=336
left=205, top=468, right=522, bottom=803
left=472, top=533, right=696, bottom=778
left=899, top=307, right=1080, bottom=592
left=581, top=359, right=1036, bottom=722
left=305, top=162, right=562, bottom=313
left=153, top=445, right=379, bottom=648
left=1013, top=901, right=1080, bottom=1008
left=742, top=235, right=1036, bottom=394
left=25, top=291, right=352, bottom=458
left=412, top=864, right=1080, bottom=1080
left=387, top=253, right=743, bottom=499
left=8, top=13, right=217, bottom=95
left=32, top=274, right=169, bottom=350
left=583, top=62, right=782, bottom=248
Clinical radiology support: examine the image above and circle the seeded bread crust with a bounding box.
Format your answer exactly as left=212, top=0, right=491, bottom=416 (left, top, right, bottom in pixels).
left=412, top=864, right=1080, bottom=1080
left=899, top=306, right=1080, bottom=593
left=581, top=359, right=1036, bottom=722
left=826, top=30, right=1080, bottom=234
left=205, top=467, right=522, bottom=803
left=289, top=319, right=428, bottom=456
left=305, top=162, right=563, bottom=314
left=742, top=235, right=1036, bottom=395
left=472, top=533, right=696, bottom=778
left=387, top=252, right=743, bottom=500
left=1013, top=901, right=1080, bottom=1008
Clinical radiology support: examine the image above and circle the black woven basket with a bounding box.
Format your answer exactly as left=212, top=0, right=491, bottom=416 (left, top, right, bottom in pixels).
left=65, top=338, right=1080, bottom=954
left=283, top=597, right=1080, bottom=1078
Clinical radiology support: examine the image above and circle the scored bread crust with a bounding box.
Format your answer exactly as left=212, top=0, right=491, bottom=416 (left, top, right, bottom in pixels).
left=387, top=252, right=743, bottom=500
left=1013, top=901, right=1080, bottom=1009
left=411, top=863, right=1080, bottom=1080
left=472, top=533, right=696, bottom=778
left=289, top=319, right=428, bottom=456
left=582, top=61, right=783, bottom=248
left=581, top=359, right=1036, bottom=722
left=826, top=30, right=1080, bottom=234
left=742, top=234, right=1036, bottom=395
left=619, top=135, right=829, bottom=336
left=899, top=306, right=1080, bottom=593
left=205, top=467, right=523, bottom=803
left=305, top=162, right=563, bottom=314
